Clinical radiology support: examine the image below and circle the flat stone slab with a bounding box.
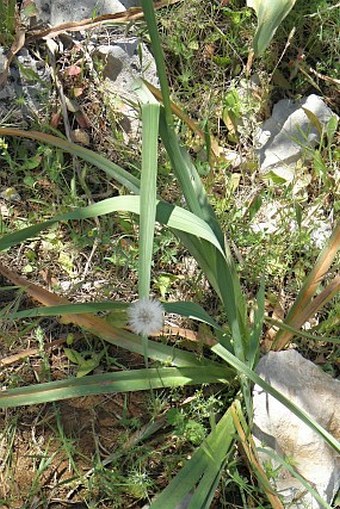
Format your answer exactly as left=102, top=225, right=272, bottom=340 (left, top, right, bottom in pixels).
left=253, top=350, right=340, bottom=508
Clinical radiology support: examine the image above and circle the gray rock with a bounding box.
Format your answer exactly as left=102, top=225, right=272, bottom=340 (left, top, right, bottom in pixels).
left=253, top=350, right=340, bottom=508
left=120, top=0, right=140, bottom=7
left=96, top=39, right=157, bottom=84
left=94, top=39, right=158, bottom=141
left=15, top=49, right=51, bottom=115
left=255, top=94, right=337, bottom=177
left=33, top=0, right=137, bottom=26
left=0, top=48, right=50, bottom=124
left=0, top=46, right=6, bottom=75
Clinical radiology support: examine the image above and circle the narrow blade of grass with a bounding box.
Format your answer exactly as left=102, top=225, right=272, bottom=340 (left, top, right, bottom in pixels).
left=274, top=221, right=340, bottom=349
left=143, top=79, right=221, bottom=160
left=1, top=301, right=128, bottom=320
left=0, top=262, right=223, bottom=369
left=164, top=301, right=223, bottom=331
left=149, top=404, right=235, bottom=509
left=0, top=366, right=232, bottom=408
left=159, top=111, right=223, bottom=245
left=265, top=316, right=340, bottom=343
left=248, top=278, right=265, bottom=369
left=140, top=0, right=173, bottom=128
left=231, top=401, right=284, bottom=509
left=0, top=128, right=141, bottom=193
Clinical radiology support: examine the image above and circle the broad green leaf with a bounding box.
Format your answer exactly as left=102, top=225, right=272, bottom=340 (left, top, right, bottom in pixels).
left=64, top=348, right=84, bottom=365
left=150, top=405, right=235, bottom=509
left=247, top=0, right=298, bottom=55
left=76, top=355, right=102, bottom=378
left=326, top=115, right=338, bottom=146
left=137, top=85, right=160, bottom=363
left=302, top=107, right=323, bottom=136
left=64, top=348, right=104, bottom=378
left=138, top=89, right=160, bottom=300
left=0, top=366, right=232, bottom=408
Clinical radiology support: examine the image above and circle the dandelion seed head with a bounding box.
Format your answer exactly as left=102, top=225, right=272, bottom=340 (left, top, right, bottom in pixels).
left=128, top=299, right=164, bottom=336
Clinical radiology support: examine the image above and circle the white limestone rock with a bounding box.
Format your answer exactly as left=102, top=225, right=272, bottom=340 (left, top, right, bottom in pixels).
left=255, top=94, right=337, bottom=178
left=33, top=0, right=137, bottom=25
left=253, top=350, right=340, bottom=508
left=94, top=39, right=158, bottom=141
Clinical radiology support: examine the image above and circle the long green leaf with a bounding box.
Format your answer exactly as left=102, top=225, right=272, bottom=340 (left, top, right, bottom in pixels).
left=170, top=231, right=249, bottom=361
left=0, top=301, right=128, bottom=320
left=150, top=405, right=235, bottom=509
left=140, top=0, right=173, bottom=128
left=159, top=111, right=249, bottom=361
left=248, top=278, right=265, bottom=368
left=0, top=299, right=231, bottom=369
left=139, top=0, right=225, bottom=246
left=0, top=128, right=140, bottom=194
left=265, top=317, right=340, bottom=344
left=139, top=90, right=160, bottom=300
left=0, top=366, right=231, bottom=408
left=159, top=111, right=223, bottom=246
left=2, top=300, right=220, bottom=332
left=247, top=0, right=298, bottom=55
left=0, top=307, right=223, bottom=370
left=0, top=196, right=225, bottom=257
left=187, top=459, right=226, bottom=509
left=212, top=343, right=340, bottom=454
left=137, top=87, right=160, bottom=363
left=164, top=301, right=223, bottom=331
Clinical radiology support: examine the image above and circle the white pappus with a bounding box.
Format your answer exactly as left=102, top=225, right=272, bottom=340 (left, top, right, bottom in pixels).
left=128, top=299, right=164, bottom=336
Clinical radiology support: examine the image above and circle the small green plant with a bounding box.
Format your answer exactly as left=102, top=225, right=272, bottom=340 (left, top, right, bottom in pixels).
left=167, top=408, right=206, bottom=446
